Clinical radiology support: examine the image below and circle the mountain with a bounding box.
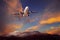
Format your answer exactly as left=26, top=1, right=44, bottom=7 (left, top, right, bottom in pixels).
left=6, top=31, right=40, bottom=37
left=0, top=31, right=60, bottom=40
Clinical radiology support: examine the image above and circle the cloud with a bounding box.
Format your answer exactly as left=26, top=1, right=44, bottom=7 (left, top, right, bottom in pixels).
left=25, top=26, right=39, bottom=32
left=45, top=27, right=60, bottom=35
left=40, top=16, right=60, bottom=24
left=23, top=17, right=37, bottom=24
left=0, top=0, right=23, bottom=34
left=1, top=23, right=23, bottom=35
left=3, top=0, right=23, bottom=15
left=39, top=0, right=60, bottom=25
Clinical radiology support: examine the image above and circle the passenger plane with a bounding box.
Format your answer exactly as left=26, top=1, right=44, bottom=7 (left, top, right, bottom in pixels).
left=13, top=6, right=37, bottom=19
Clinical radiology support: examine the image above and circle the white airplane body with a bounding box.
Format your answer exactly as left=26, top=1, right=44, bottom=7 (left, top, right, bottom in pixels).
left=23, top=6, right=29, bottom=17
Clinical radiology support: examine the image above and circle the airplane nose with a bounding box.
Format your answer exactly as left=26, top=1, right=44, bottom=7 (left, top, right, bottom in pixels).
left=23, top=15, right=24, bottom=17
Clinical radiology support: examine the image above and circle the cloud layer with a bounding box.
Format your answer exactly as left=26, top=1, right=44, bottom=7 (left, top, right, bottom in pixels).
left=45, top=27, right=60, bottom=35
left=40, top=16, right=60, bottom=24
left=0, top=0, right=23, bottom=35
left=39, top=0, right=60, bottom=25
left=0, top=23, right=23, bottom=35
left=25, top=26, right=39, bottom=32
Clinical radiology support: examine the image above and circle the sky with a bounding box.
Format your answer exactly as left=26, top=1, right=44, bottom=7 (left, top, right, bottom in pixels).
left=0, top=0, right=60, bottom=35
left=21, top=0, right=60, bottom=32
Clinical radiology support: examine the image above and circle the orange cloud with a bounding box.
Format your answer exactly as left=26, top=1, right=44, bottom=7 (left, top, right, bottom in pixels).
left=25, top=26, right=39, bottom=32
left=4, top=0, right=23, bottom=14
left=2, top=23, right=23, bottom=35
left=45, top=27, right=60, bottom=35
left=40, top=16, right=60, bottom=24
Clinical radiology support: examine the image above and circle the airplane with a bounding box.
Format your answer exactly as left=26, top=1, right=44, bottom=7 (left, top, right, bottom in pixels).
left=23, top=6, right=37, bottom=16
left=13, top=6, right=37, bottom=19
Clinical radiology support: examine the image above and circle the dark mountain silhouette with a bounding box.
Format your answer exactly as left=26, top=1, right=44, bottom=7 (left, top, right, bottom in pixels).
left=0, top=31, right=60, bottom=40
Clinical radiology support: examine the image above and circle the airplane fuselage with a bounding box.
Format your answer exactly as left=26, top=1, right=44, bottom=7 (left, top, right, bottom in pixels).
left=23, top=6, right=29, bottom=17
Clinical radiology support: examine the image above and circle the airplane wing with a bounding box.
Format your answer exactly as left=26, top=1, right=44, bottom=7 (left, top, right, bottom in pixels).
left=30, top=11, right=38, bottom=13
left=12, top=12, right=23, bottom=20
